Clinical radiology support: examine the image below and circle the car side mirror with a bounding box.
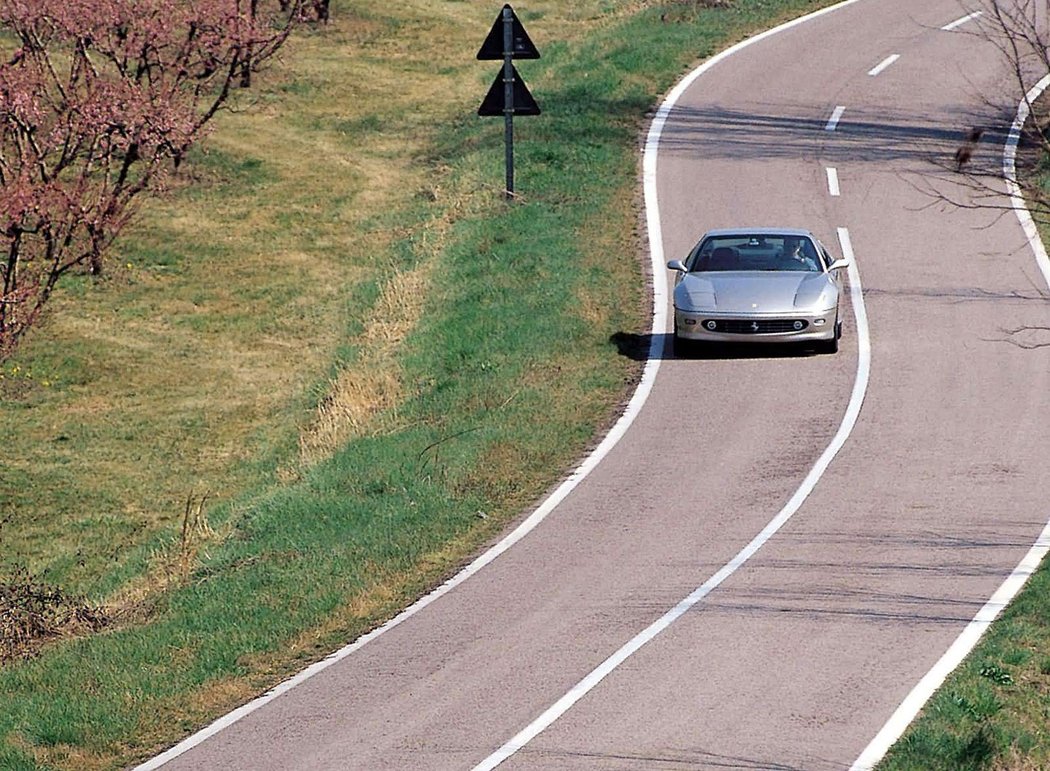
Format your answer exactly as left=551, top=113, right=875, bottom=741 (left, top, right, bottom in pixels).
left=667, top=259, right=688, bottom=273
left=828, top=258, right=850, bottom=271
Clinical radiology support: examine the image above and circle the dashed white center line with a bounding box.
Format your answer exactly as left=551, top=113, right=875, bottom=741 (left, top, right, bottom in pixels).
left=825, top=105, right=845, bottom=131
left=867, top=54, right=900, bottom=77
left=826, top=167, right=840, bottom=196
left=941, top=11, right=982, bottom=31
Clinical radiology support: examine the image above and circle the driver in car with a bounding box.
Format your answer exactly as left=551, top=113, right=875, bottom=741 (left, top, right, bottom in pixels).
left=778, top=237, right=818, bottom=271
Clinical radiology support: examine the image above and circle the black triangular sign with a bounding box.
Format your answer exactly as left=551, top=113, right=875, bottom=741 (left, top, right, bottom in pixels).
left=478, top=65, right=541, bottom=116
left=476, top=4, right=540, bottom=60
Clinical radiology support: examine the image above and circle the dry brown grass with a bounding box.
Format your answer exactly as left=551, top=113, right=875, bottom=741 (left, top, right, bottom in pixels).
left=296, top=159, right=487, bottom=465
left=297, top=263, right=430, bottom=465
left=0, top=570, right=108, bottom=663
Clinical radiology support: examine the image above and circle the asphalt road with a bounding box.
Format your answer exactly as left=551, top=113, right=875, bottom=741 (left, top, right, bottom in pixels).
left=148, top=1, right=1050, bottom=769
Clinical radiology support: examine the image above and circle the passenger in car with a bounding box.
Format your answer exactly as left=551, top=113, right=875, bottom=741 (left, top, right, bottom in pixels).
left=708, top=246, right=739, bottom=271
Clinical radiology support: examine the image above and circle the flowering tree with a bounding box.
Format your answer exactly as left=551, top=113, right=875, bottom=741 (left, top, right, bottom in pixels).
left=0, top=0, right=302, bottom=360
left=280, top=0, right=328, bottom=24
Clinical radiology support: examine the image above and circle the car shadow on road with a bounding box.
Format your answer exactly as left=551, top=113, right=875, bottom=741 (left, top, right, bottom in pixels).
left=610, top=332, right=829, bottom=361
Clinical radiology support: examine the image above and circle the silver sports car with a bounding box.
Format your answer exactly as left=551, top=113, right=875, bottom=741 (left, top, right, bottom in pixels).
left=667, top=227, right=849, bottom=354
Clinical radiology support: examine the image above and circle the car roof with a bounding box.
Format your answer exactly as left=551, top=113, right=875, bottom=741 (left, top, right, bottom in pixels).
left=701, top=227, right=815, bottom=239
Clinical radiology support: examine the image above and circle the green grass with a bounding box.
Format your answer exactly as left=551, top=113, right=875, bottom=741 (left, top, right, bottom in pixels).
left=6, top=0, right=998, bottom=769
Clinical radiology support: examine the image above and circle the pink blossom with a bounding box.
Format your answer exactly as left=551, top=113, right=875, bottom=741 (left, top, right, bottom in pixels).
left=0, top=0, right=302, bottom=358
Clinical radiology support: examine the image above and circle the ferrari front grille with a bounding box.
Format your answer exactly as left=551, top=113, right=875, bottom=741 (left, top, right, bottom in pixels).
left=704, top=319, right=809, bottom=334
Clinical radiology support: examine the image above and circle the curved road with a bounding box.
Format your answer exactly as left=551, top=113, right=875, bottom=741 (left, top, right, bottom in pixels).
left=148, top=1, right=1050, bottom=769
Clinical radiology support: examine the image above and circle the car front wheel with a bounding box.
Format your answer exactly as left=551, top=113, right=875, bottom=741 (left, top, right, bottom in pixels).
left=818, top=336, right=839, bottom=354
left=817, top=318, right=842, bottom=354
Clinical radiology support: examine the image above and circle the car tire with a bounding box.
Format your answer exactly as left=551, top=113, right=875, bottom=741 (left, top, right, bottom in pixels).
left=818, top=318, right=841, bottom=354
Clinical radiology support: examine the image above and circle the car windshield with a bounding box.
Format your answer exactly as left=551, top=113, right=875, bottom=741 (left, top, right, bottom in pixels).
left=688, top=234, right=821, bottom=273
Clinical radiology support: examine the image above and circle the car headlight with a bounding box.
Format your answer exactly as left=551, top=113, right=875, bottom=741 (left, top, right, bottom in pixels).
left=794, top=287, right=835, bottom=311
left=673, top=282, right=716, bottom=312
left=680, top=294, right=715, bottom=312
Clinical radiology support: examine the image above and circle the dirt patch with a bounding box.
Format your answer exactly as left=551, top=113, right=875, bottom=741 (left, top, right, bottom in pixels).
left=1, top=568, right=109, bottom=663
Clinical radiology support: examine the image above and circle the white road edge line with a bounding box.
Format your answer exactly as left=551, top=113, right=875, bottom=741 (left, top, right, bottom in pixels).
left=826, top=104, right=846, bottom=131
left=848, top=71, right=1050, bottom=771
left=941, top=10, right=983, bottom=31
left=827, top=166, right=841, bottom=197
left=867, top=53, right=900, bottom=77
left=473, top=228, right=870, bottom=771
left=1005, top=76, right=1050, bottom=288
left=133, top=2, right=868, bottom=769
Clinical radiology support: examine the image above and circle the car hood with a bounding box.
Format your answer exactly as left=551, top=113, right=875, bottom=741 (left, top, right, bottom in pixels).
left=674, top=271, right=837, bottom=313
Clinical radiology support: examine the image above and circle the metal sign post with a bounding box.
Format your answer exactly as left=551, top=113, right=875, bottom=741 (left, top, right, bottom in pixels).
left=502, top=7, right=515, bottom=197
left=477, top=4, right=540, bottom=200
